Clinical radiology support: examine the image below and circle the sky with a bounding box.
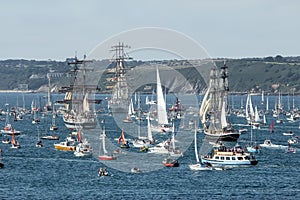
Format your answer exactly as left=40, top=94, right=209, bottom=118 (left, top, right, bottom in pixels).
left=0, top=0, right=299, bottom=60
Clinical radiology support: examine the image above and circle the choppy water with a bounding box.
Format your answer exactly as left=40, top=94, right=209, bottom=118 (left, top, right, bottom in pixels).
left=0, top=93, right=299, bottom=199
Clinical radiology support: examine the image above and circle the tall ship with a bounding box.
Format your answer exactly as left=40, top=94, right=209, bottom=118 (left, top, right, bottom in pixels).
left=199, top=62, right=240, bottom=141
left=57, top=56, right=101, bottom=130
left=108, top=42, right=131, bottom=114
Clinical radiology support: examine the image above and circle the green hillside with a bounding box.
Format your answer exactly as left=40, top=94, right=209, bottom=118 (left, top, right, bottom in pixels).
left=0, top=56, right=299, bottom=94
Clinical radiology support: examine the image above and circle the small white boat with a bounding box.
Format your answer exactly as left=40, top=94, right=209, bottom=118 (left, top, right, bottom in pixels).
left=288, top=138, right=298, bottom=144
left=74, top=139, right=93, bottom=157
left=260, top=139, right=287, bottom=149
left=148, top=140, right=170, bottom=154
left=286, top=144, right=297, bottom=153
left=41, top=135, right=59, bottom=140
left=2, top=138, right=11, bottom=144
left=189, top=163, right=213, bottom=171
left=98, top=168, right=109, bottom=176
left=131, top=167, right=142, bottom=173
left=283, top=131, right=294, bottom=136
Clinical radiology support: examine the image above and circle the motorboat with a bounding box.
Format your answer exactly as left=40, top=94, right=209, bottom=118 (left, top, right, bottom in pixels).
left=148, top=140, right=170, bottom=154
left=131, top=167, right=142, bottom=173
left=283, top=131, right=294, bottom=136
left=41, top=135, right=59, bottom=140
left=98, top=168, right=109, bottom=176
left=74, top=139, right=93, bottom=157
left=54, top=140, right=76, bottom=151
left=2, top=138, right=11, bottom=144
left=260, top=139, right=287, bottom=149
left=162, top=157, right=179, bottom=167
left=189, top=163, right=213, bottom=171
left=201, top=144, right=258, bottom=168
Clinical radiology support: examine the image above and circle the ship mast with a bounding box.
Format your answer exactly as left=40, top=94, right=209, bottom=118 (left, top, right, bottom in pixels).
left=110, top=42, right=132, bottom=103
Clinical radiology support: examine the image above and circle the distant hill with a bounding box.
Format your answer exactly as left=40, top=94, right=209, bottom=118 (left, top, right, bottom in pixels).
left=0, top=55, right=299, bottom=94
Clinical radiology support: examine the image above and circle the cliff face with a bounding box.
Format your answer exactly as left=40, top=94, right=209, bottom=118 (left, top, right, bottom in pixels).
left=0, top=56, right=300, bottom=94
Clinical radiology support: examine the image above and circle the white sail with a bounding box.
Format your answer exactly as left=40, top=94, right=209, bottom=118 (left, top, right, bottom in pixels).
left=147, top=117, right=153, bottom=141
left=82, top=93, right=90, bottom=113
left=221, top=101, right=228, bottom=128
left=102, top=128, right=108, bottom=155
left=199, top=88, right=210, bottom=117
left=156, top=67, right=168, bottom=125
left=128, top=103, right=132, bottom=116
left=254, top=106, right=260, bottom=122
left=249, top=96, right=254, bottom=118
left=201, top=99, right=211, bottom=126
left=266, top=96, right=269, bottom=111
left=171, top=122, right=175, bottom=150
left=263, top=114, right=267, bottom=124
left=199, top=87, right=211, bottom=124
left=194, top=123, right=200, bottom=163
left=130, top=98, right=135, bottom=114
left=245, top=94, right=249, bottom=119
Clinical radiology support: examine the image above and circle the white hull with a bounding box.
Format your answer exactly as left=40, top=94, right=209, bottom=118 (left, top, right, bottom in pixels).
left=188, top=163, right=213, bottom=171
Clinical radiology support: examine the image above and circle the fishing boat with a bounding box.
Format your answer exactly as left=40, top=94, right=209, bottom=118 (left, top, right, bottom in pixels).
left=200, top=63, right=240, bottom=141
left=118, top=129, right=130, bottom=148
left=201, top=144, right=258, bottom=168
left=98, top=126, right=116, bottom=160
left=260, top=139, right=287, bottom=149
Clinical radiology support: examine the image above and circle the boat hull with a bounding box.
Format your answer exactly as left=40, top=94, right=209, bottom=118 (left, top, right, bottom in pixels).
left=204, top=131, right=240, bottom=142
left=201, top=157, right=258, bottom=168
left=189, top=163, right=213, bottom=171
left=54, top=144, right=75, bottom=151
left=98, top=155, right=117, bottom=160
left=63, top=119, right=97, bottom=130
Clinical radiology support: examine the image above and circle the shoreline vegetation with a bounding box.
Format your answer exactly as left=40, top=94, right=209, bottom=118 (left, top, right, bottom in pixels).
left=0, top=55, right=300, bottom=94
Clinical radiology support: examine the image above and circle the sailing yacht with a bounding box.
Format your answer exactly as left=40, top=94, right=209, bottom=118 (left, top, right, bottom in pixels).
left=98, top=126, right=116, bottom=160
left=36, top=126, right=43, bottom=148
left=11, top=130, right=20, bottom=149
left=200, top=63, right=240, bottom=141
left=189, top=124, right=213, bottom=171
left=150, top=67, right=172, bottom=133
left=1, top=107, right=21, bottom=135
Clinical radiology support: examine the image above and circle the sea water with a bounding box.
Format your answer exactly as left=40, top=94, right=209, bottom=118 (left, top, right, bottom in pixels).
left=0, top=93, right=299, bottom=199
